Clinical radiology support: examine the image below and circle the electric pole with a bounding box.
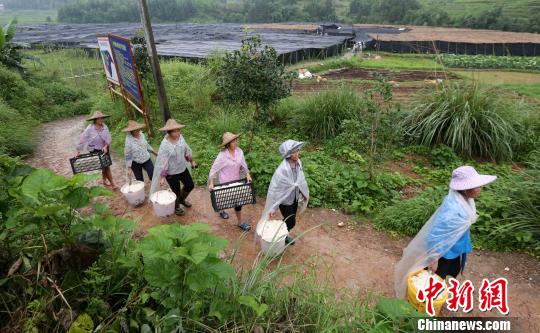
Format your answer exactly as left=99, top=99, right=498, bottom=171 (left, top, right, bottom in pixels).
left=137, top=0, right=171, bottom=122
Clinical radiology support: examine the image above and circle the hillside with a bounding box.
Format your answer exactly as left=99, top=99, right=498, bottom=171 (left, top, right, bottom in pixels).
left=419, top=0, right=540, bottom=23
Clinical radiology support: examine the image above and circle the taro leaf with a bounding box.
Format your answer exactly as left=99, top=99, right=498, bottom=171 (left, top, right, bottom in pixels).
left=143, top=260, right=179, bottom=287
left=238, top=295, right=268, bottom=318
left=188, top=242, right=209, bottom=264
left=21, top=169, right=67, bottom=201
left=65, top=187, right=90, bottom=208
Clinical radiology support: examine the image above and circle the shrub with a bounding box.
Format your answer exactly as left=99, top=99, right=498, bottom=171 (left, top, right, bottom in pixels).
left=294, top=88, right=361, bottom=140
left=0, top=100, right=36, bottom=156
left=403, top=84, right=524, bottom=161
left=430, top=144, right=461, bottom=167
left=374, top=186, right=447, bottom=236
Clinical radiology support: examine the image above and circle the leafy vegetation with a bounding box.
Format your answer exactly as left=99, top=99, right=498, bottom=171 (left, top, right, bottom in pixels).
left=217, top=35, right=292, bottom=150
left=0, top=155, right=425, bottom=331
left=441, top=54, right=540, bottom=71
left=403, top=83, right=527, bottom=162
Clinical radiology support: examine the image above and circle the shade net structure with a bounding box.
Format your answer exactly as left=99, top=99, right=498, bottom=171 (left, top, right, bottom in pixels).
left=13, top=23, right=357, bottom=64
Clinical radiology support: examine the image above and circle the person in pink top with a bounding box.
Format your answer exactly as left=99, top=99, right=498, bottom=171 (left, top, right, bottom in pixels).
left=209, top=132, right=252, bottom=231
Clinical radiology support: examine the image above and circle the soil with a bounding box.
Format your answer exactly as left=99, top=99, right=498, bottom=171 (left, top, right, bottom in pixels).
left=26, top=116, right=540, bottom=332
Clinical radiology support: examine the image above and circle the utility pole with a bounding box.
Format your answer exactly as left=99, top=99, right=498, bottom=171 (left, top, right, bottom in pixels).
left=137, top=0, right=171, bottom=122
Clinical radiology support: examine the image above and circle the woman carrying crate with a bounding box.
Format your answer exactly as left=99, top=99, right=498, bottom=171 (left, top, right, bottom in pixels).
left=123, top=120, right=156, bottom=182
left=76, top=111, right=117, bottom=190
left=261, top=139, right=310, bottom=245
left=394, top=166, right=497, bottom=298
left=150, top=119, right=198, bottom=216
left=208, top=132, right=253, bottom=231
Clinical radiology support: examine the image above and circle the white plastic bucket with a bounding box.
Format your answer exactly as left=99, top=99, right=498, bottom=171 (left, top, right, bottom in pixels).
left=120, top=180, right=146, bottom=206
left=149, top=190, right=176, bottom=217
left=256, top=220, right=289, bottom=256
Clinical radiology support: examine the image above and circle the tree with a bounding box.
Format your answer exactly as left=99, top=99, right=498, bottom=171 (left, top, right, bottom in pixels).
left=216, top=36, right=292, bottom=151
left=0, top=19, right=40, bottom=73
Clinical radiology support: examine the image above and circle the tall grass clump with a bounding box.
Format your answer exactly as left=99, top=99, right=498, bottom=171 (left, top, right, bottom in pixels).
left=206, top=108, right=246, bottom=145
left=403, top=83, right=524, bottom=161
left=162, top=60, right=216, bottom=115
left=294, top=88, right=362, bottom=140
left=0, top=101, right=36, bottom=156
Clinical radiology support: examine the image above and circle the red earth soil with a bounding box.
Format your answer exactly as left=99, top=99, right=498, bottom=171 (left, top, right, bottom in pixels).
left=26, top=116, right=540, bottom=331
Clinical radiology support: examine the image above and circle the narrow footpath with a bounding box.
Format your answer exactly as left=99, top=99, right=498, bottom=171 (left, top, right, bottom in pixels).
left=26, top=116, right=540, bottom=332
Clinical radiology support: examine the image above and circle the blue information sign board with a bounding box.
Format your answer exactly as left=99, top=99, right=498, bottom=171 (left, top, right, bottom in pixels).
left=108, top=34, right=143, bottom=104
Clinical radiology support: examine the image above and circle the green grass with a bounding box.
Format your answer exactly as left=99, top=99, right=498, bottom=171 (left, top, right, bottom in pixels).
left=24, top=49, right=106, bottom=96
left=297, top=53, right=444, bottom=73
left=0, top=9, right=56, bottom=24
left=503, top=84, right=540, bottom=99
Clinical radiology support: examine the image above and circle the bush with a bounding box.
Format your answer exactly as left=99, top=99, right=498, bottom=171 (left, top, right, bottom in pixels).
left=430, top=144, right=461, bottom=167
left=293, top=88, right=361, bottom=141
left=403, top=84, right=524, bottom=161
left=0, top=101, right=37, bottom=156
left=374, top=186, right=446, bottom=236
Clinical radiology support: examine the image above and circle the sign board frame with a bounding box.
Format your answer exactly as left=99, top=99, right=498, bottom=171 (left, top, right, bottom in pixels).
left=97, top=36, right=119, bottom=85
left=97, top=34, right=152, bottom=137
left=108, top=34, right=144, bottom=105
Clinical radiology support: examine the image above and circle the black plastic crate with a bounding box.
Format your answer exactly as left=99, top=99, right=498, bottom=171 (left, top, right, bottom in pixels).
left=69, top=152, right=112, bottom=174
left=210, top=179, right=256, bottom=212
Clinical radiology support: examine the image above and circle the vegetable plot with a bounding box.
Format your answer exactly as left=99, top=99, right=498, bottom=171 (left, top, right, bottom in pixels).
left=441, top=54, right=540, bottom=71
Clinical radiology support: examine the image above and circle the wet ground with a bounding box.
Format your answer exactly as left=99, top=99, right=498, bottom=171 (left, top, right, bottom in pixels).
left=26, top=116, right=540, bottom=331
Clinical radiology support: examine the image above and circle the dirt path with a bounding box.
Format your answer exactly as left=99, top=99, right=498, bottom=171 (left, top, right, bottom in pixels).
left=27, top=116, right=540, bottom=331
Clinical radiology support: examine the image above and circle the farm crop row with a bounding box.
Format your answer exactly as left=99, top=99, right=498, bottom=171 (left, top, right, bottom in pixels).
left=441, top=54, right=540, bottom=71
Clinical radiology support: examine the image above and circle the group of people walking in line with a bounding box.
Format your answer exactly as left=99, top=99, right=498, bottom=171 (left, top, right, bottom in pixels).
left=76, top=111, right=309, bottom=244
left=77, top=111, right=498, bottom=295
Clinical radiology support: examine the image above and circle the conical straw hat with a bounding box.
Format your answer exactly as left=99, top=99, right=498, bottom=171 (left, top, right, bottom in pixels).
left=219, top=132, right=240, bottom=147
left=159, top=118, right=186, bottom=131
left=87, top=111, right=110, bottom=121
left=121, top=120, right=146, bottom=132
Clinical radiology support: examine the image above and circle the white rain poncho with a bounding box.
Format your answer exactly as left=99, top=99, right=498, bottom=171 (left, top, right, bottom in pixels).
left=394, top=190, right=478, bottom=298
left=150, top=135, right=192, bottom=195
left=256, top=140, right=310, bottom=236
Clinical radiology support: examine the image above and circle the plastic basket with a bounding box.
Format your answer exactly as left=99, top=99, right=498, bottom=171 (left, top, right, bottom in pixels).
left=210, top=179, right=256, bottom=212
left=69, top=152, right=112, bottom=174
left=407, top=269, right=448, bottom=316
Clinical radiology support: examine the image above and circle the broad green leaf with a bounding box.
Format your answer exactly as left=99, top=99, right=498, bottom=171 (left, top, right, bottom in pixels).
left=35, top=203, right=67, bottom=217
left=65, top=187, right=90, bottom=208
left=188, top=242, right=209, bottom=264
left=138, top=236, right=173, bottom=260
left=238, top=295, right=268, bottom=318
left=21, top=169, right=67, bottom=200
left=143, top=260, right=179, bottom=287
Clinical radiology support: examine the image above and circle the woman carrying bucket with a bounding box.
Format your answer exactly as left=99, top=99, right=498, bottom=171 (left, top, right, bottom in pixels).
left=259, top=139, right=309, bottom=245
left=208, top=132, right=252, bottom=231
left=150, top=119, right=198, bottom=216
left=76, top=111, right=116, bottom=190
left=123, top=120, right=156, bottom=182
left=394, top=166, right=497, bottom=298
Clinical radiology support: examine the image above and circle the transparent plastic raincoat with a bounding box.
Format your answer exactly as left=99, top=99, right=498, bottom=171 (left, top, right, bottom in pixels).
left=150, top=135, right=192, bottom=195
left=394, top=190, right=478, bottom=298
left=255, top=140, right=310, bottom=238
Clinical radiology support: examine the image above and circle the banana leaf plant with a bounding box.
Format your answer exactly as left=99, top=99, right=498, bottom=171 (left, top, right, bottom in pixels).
left=0, top=18, right=42, bottom=73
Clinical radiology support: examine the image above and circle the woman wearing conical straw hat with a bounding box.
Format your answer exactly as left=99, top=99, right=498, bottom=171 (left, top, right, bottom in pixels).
left=150, top=119, right=198, bottom=216
left=75, top=111, right=117, bottom=190
left=122, top=120, right=157, bottom=182
left=209, top=132, right=253, bottom=231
